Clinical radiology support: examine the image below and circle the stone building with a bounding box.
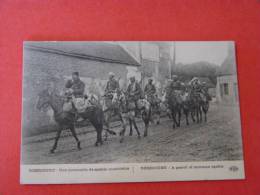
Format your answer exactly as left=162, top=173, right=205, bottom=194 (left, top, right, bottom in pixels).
left=22, top=41, right=140, bottom=136
left=216, top=43, right=239, bottom=104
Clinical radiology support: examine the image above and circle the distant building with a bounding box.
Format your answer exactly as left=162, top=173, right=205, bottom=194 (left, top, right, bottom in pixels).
left=119, top=41, right=172, bottom=94
left=216, top=43, right=239, bottom=104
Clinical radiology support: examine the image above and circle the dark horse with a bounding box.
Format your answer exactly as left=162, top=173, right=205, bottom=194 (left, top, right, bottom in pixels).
left=167, top=90, right=182, bottom=129
left=180, top=90, right=196, bottom=126
left=36, top=89, right=104, bottom=153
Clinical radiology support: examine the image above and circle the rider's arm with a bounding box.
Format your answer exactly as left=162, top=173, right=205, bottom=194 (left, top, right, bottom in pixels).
left=104, top=82, right=109, bottom=93
left=144, top=85, right=148, bottom=93
left=152, top=85, right=156, bottom=94
left=116, top=80, right=120, bottom=89
left=65, top=80, right=73, bottom=88
left=73, top=82, right=85, bottom=95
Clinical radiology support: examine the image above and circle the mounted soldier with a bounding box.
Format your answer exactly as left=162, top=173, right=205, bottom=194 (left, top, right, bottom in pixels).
left=126, top=76, right=143, bottom=112
left=104, top=72, right=120, bottom=97
left=103, top=72, right=120, bottom=111
left=144, top=78, right=156, bottom=105
left=190, top=77, right=202, bottom=93
left=189, top=77, right=208, bottom=102
left=165, top=75, right=182, bottom=103
left=65, top=72, right=88, bottom=113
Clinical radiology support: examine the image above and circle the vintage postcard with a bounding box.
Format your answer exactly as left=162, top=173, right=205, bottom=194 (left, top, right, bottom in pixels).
left=21, top=41, right=244, bottom=184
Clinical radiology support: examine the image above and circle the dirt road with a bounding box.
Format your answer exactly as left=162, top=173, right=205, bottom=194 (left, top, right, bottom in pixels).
left=22, top=103, right=243, bottom=164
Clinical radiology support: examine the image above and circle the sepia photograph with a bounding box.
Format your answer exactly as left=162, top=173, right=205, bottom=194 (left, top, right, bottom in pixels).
left=20, top=41, right=244, bottom=183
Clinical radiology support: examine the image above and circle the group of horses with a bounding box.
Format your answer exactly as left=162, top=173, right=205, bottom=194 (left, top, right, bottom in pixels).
left=36, top=84, right=210, bottom=154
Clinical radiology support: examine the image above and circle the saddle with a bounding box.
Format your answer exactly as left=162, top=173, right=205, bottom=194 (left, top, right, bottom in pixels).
left=62, top=97, right=92, bottom=113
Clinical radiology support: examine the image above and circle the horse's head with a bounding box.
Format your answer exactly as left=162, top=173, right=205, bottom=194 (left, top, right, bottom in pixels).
left=36, top=89, right=52, bottom=111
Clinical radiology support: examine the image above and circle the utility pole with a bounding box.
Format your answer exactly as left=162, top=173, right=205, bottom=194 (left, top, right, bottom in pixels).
left=138, top=42, right=144, bottom=88
left=171, top=41, right=176, bottom=79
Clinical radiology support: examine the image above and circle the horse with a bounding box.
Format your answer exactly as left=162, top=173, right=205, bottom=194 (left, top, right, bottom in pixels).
left=101, top=91, right=125, bottom=140
left=180, top=90, right=196, bottom=126
left=112, top=90, right=152, bottom=143
left=36, top=89, right=104, bottom=153
left=190, top=91, right=209, bottom=123
left=145, top=94, right=161, bottom=125
left=166, top=90, right=182, bottom=129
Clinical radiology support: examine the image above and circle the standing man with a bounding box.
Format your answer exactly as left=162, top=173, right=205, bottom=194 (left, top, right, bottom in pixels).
left=144, top=78, right=156, bottom=105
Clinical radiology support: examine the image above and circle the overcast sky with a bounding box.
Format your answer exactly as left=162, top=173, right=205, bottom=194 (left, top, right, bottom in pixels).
left=174, top=41, right=232, bottom=66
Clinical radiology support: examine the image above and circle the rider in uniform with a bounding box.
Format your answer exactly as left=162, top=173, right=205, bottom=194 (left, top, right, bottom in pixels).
left=65, top=72, right=85, bottom=97
left=189, top=77, right=204, bottom=101
left=165, top=75, right=181, bottom=103
left=65, top=72, right=86, bottom=113
left=126, top=76, right=143, bottom=112
left=105, top=72, right=119, bottom=95
left=104, top=72, right=120, bottom=110
left=144, top=78, right=156, bottom=105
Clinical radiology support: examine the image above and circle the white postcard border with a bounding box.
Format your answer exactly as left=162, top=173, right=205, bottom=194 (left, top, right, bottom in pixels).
left=21, top=160, right=244, bottom=184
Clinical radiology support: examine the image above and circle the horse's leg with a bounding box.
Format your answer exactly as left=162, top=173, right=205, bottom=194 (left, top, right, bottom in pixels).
left=97, top=127, right=103, bottom=146
left=171, top=110, right=177, bottom=129
left=177, top=106, right=181, bottom=127
left=185, top=108, right=189, bottom=126
left=119, top=123, right=126, bottom=143
left=88, top=112, right=104, bottom=146
left=69, top=125, right=81, bottom=150
left=149, top=107, right=154, bottom=124
left=132, top=118, right=141, bottom=138
left=129, top=118, right=133, bottom=136
left=196, top=105, right=200, bottom=123
left=203, top=105, right=207, bottom=122
left=142, top=112, right=149, bottom=137
left=156, top=108, right=160, bottom=125
left=199, top=104, right=203, bottom=123
left=103, top=112, right=111, bottom=141
left=50, top=127, right=62, bottom=153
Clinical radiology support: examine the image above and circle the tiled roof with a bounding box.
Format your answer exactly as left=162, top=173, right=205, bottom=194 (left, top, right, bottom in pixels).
left=24, top=41, right=140, bottom=66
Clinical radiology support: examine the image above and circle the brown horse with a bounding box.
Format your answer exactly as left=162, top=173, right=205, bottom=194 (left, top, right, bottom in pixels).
left=36, top=89, right=104, bottom=153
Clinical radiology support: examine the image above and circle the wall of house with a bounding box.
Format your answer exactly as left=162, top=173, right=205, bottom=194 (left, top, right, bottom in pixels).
left=22, top=49, right=136, bottom=137
left=216, top=75, right=239, bottom=104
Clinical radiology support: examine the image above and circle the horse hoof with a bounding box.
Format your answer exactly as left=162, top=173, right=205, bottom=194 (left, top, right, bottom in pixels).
left=77, top=142, right=81, bottom=150
left=156, top=121, right=160, bottom=125
left=50, top=149, right=55, bottom=154
left=95, top=142, right=98, bottom=147
left=138, top=135, right=141, bottom=139
left=120, top=139, right=124, bottom=143
left=144, top=134, right=147, bottom=137
left=129, top=133, right=133, bottom=136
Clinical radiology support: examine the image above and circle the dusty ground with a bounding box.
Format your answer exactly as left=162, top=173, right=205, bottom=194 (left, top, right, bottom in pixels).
left=22, top=103, right=243, bottom=164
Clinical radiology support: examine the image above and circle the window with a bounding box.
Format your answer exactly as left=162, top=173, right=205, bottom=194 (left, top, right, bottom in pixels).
left=220, top=83, right=229, bottom=97
left=224, top=83, right=229, bottom=95
left=234, top=83, right=238, bottom=101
